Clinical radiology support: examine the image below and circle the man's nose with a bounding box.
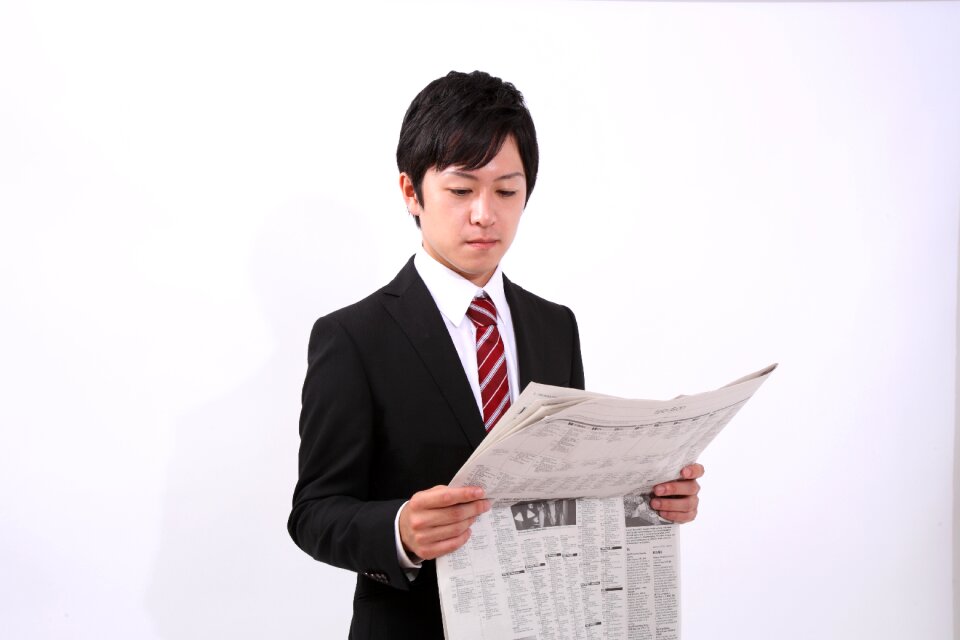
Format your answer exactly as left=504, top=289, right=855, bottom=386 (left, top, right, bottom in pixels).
left=470, top=192, right=496, bottom=226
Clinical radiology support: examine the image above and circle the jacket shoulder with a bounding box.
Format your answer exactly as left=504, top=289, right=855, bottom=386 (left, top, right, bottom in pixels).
left=504, top=278, right=577, bottom=320
left=310, top=257, right=420, bottom=334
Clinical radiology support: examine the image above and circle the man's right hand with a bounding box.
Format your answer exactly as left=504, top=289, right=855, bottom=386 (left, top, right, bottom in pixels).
left=398, top=485, right=491, bottom=561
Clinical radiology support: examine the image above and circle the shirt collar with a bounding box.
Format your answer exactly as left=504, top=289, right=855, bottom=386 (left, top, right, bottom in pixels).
left=414, top=247, right=508, bottom=327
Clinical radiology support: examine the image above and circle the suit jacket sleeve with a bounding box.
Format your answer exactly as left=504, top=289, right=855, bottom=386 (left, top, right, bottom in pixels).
left=567, top=306, right=585, bottom=391
left=287, top=314, right=411, bottom=590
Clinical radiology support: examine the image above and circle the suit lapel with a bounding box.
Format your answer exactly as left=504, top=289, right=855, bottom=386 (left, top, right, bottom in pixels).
left=380, top=258, right=488, bottom=450
left=503, top=275, right=546, bottom=393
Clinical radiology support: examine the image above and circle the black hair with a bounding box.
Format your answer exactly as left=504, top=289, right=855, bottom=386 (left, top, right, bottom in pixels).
left=397, top=70, right=539, bottom=227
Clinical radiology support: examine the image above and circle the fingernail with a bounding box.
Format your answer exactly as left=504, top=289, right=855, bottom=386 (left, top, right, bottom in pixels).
left=655, top=486, right=665, bottom=496
left=682, top=467, right=692, bottom=479
left=651, top=499, right=661, bottom=509
left=473, top=488, right=485, bottom=499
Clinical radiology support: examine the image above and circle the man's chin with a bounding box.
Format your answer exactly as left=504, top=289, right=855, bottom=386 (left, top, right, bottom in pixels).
left=453, top=261, right=499, bottom=286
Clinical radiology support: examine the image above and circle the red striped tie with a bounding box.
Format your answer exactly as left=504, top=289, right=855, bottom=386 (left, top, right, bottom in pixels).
left=467, top=295, right=511, bottom=431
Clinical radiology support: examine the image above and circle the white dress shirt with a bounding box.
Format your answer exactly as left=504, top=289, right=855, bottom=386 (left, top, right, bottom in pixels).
left=393, top=248, right=520, bottom=575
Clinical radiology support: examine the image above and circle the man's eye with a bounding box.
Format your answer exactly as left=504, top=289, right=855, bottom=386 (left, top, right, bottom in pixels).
left=498, top=190, right=517, bottom=197
left=450, top=189, right=471, bottom=196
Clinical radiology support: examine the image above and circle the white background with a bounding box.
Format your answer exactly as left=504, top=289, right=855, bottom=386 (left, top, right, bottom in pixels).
left=1, top=1, right=957, bottom=639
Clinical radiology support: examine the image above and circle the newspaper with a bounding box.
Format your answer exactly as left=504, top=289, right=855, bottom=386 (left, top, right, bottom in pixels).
left=437, top=364, right=777, bottom=640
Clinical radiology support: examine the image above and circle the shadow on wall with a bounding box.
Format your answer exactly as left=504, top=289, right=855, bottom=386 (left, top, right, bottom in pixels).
left=144, top=198, right=376, bottom=639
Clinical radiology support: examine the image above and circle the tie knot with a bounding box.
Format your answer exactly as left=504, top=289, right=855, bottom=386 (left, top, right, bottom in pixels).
left=467, top=295, right=498, bottom=327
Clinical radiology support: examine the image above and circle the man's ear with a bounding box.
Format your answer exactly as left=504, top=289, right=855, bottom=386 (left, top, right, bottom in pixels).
left=398, top=173, right=420, bottom=217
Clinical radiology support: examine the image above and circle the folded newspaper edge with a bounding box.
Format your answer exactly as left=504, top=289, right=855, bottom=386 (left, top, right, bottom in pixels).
left=438, top=363, right=777, bottom=640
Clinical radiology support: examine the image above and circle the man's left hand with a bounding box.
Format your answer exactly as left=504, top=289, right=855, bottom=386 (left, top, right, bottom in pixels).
left=651, top=463, right=704, bottom=523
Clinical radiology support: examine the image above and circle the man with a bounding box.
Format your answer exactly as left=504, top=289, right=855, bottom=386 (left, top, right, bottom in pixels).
left=288, top=70, right=704, bottom=639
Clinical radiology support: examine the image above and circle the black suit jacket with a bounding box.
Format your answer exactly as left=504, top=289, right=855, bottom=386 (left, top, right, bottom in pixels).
left=288, top=257, right=584, bottom=639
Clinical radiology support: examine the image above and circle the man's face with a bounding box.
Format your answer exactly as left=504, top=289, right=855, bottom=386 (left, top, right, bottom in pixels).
left=401, top=136, right=526, bottom=287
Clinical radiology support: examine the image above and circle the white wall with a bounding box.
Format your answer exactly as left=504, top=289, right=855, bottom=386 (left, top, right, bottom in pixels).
left=1, top=1, right=957, bottom=638
left=955, top=212, right=959, bottom=640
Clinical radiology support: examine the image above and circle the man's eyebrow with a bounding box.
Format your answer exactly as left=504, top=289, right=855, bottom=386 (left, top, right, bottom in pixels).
left=444, top=170, right=478, bottom=180
left=443, top=169, right=524, bottom=181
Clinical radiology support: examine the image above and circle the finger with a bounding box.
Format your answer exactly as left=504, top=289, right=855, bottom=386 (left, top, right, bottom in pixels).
left=681, top=463, right=705, bottom=480
left=411, top=485, right=486, bottom=509
left=404, top=498, right=491, bottom=532
left=653, top=479, right=700, bottom=497
left=656, top=509, right=697, bottom=524
left=408, top=515, right=478, bottom=547
left=427, top=499, right=491, bottom=528
left=650, top=495, right=698, bottom=513
left=416, top=528, right=473, bottom=561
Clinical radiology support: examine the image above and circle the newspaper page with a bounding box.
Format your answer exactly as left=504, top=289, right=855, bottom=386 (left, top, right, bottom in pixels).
left=437, top=364, right=776, bottom=640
